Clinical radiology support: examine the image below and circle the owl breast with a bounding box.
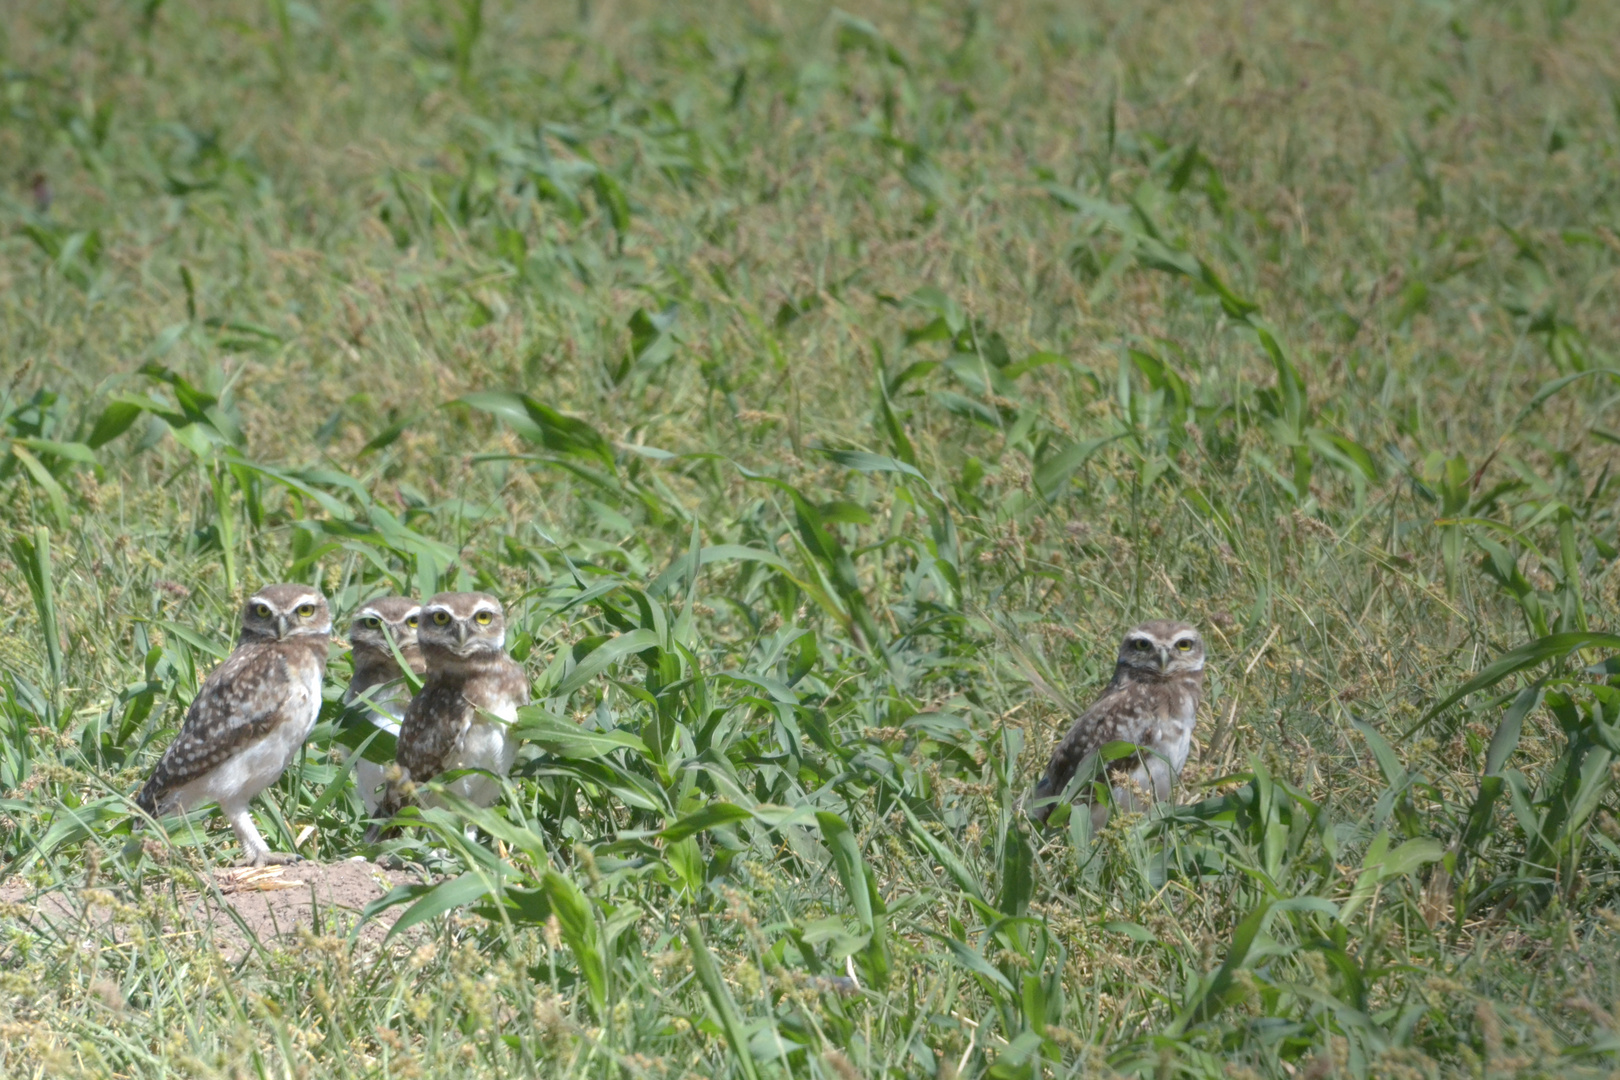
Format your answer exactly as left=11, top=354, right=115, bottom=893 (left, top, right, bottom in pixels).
left=1151, top=684, right=1200, bottom=773
left=162, top=659, right=322, bottom=815
left=442, top=716, right=516, bottom=807
left=441, top=679, right=519, bottom=807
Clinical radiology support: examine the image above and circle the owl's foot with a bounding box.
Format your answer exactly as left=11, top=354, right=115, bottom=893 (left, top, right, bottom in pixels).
left=240, top=851, right=303, bottom=867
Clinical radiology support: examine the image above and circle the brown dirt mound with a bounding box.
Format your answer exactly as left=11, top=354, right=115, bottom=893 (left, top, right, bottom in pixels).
left=0, top=859, right=425, bottom=961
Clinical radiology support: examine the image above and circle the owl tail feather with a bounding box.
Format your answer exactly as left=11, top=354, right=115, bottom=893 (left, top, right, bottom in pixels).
left=1027, top=774, right=1058, bottom=825
left=132, top=781, right=160, bottom=825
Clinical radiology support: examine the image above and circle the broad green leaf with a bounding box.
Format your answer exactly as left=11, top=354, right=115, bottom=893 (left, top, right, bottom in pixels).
left=10, top=444, right=71, bottom=531
left=660, top=801, right=752, bottom=842
left=460, top=392, right=616, bottom=470
left=1352, top=718, right=1405, bottom=788
left=1413, top=632, right=1620, bottom=733
left=936, top=934, right=1015, bottom=993
left=1512, top=369, right=1620, bottom=426
left=1034, top=434, right=1122, bottom=499
left=376, top=872, right=494, bottom=941
left=1487, top=685, right=1543, bottom=776
left=649, top=544, right=800, bottom=598
left=685, top=919, right=760, bottom=1080
left=1379, top=837, right=1445, bottom=877
left=998, top=825, right=1033, bottom=918
left=14, top=438, right=95, bottom=464
left=358, top=414, right=418, bottom=456
left=815, top=811, right=878, bottom=931
left=9, top=526, right=63, bottom=687
left=542, top=870, right=607, bottom=1014
left=545, top=629, right=662, bottom=699
left=823, top=448, right=941, bottom=499
left=150, top=619, right=232, bottom=661
left=512, top=706, right=651, bottom=759
left=86, top=400, right=146, bottom=448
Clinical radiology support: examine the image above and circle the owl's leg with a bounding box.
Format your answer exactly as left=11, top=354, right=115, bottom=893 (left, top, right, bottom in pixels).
left=223, top=804, right=299, bottom=867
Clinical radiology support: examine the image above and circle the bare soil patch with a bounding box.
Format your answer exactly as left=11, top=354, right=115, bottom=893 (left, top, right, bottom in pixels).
left=0, top=859, right=425, bottom=961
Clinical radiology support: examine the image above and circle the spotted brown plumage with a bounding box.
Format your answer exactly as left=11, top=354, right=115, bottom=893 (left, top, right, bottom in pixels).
left=1030, top=620, right=1206, bottom=830
left=368, top=592, right=526, bottom=838
left=134, top=584, right=332, bottom=866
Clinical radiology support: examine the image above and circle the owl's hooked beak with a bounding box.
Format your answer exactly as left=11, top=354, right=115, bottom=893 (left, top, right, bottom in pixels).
left=1157, top=644, right=1171, bottom=671
left=454, top=621, right=469, bottom=646
left=276, top=613, right=290, bottom=640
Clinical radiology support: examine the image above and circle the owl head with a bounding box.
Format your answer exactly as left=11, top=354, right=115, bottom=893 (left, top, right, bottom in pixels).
left=418, top=592, right=507, bottom=661
left=348, top=595, right=422, bottom=663
left=1115, top=619, right=1204, bottom=676
left=241, top=584, right=331, bottom=643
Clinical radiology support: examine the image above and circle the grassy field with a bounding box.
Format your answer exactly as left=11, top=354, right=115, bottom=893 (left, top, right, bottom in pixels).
left=2, top=0, right=1620, bottom=1076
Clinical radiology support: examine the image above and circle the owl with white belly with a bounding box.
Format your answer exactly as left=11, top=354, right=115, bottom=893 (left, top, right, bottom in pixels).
left=135, top=584, right=331, bottom=866
left=1030, top=619, right=1206, bottom=830
left=370, top=592, right=525, bottom=833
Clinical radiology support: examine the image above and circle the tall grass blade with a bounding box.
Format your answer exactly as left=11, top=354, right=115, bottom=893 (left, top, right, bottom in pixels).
left=684, top=918, right=760, bottom=1080
left=10, top=526, right=63, bottom=697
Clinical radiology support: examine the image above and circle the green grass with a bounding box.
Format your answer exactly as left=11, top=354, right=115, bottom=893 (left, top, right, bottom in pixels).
left=2, top=0, right=1620, bottom=1076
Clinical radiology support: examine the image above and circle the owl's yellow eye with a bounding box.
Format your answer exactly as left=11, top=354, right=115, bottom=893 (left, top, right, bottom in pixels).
left=252, top=603, right=272, bottom=618
left=433, top=611, right=451, bottom=625
left=1177, top=640, right=1193, bottom=650
left=405, top=616, right=419, bottom=628
left=1132, top=639, right=1151, bottom=650
left=474, top=611, right=493, bottom=625
left=297, top=603, right=317, bottom=618
left=362, top=616, right=381, bottom=629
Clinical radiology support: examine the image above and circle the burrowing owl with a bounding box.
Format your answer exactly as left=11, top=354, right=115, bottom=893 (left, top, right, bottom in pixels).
left=344, top=596, right=425, bottom=816
left=135, top=584, right=331, bottom=866
left=371, top=592, right=525, bottom=832
left=1030, top=620, right=1205, bottom=830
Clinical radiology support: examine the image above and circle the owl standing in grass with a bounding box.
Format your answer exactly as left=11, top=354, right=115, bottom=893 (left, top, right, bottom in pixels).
left=369, top=592, right=525, bottom=836
left=135, top=584, right=331, bottom=866
left=344, top=596, right=424, bottom=816
left=1030, top=620, right=1205, bottom=830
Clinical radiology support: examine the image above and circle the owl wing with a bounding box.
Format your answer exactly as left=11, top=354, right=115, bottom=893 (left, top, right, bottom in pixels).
left=1031, top=680, right=1155, bottom=821
left=135, top=645, right=315, bottom=815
